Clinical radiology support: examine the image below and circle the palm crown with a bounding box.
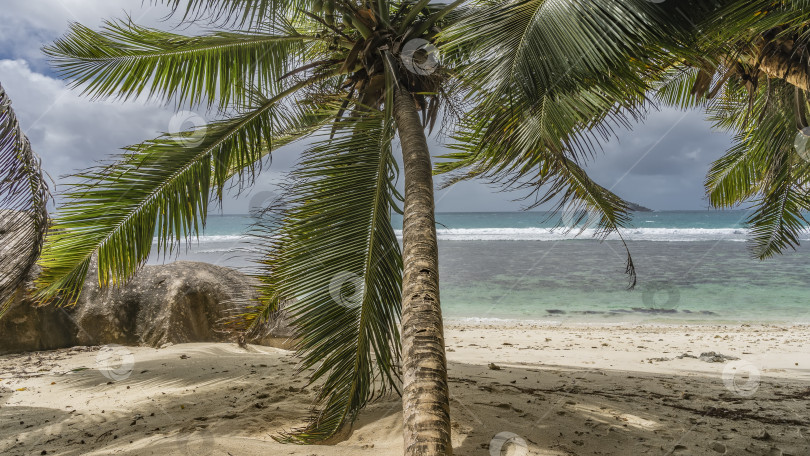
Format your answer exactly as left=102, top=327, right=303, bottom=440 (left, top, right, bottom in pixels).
left=27, top=0, right=810, bottom=452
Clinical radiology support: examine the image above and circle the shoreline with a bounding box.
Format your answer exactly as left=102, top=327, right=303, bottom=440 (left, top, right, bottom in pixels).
left=446, top=318, right=810, bottom=328
left=2, top=323, right=808, bottom=455
left=444, top=323, right=809, bottom=381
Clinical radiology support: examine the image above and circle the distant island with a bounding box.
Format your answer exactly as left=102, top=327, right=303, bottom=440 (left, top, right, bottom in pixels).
left=627, top=201, right=653, bottom=212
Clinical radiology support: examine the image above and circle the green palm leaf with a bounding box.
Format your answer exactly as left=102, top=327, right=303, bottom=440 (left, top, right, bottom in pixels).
left=256, top=112, right=402, bottom=443
left=700, top=76, right=810, bottom=258
left=705, top=141, right=761, bottom=209
left=439, top=76, right=646, bottom=286
left=0, top=83, right=51, bottom=316
left=36, top=87, right=335, bottom=305
left=44, top=19, right=313, bottom=109
left=442, top=0, right=689, bottom=99
left=159, top=0, right=299, bottom=26
left=702, top=78, right=781, bottom=208
left=542, top=156, right=637, bottom=287
left=435, top=0, right=691, bottom=288
left=653, top=65, right=713, bottom=110
left=746, top=171, right=809, bottom=260
left=701, top=0, right=810, bottom=53
left=441, top=106, right=638, bottom=286
left=647, top=2, right=810, bottom=259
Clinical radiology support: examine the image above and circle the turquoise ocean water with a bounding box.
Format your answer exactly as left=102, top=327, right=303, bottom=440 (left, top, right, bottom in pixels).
left=149, top=211, right=810, bottom=324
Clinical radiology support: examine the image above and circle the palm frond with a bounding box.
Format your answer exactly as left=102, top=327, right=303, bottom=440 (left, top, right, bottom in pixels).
left=442, top=113, right=637, bottom=287
left=158, top=0, right=299, bottom=27
left=436, top=0, right=679, bottom=196
left=702, top=78, right=784, bottom=207
left=438, top=0, right=718, bottom=184
left=437, top=58, right=648, bottom=286
left=442, top=0, right=692, bottom=99
left=746, top=157, right=810, bottom=259
left=653, top=65, right=718, bottom=110
left=36, top=86, right=336, bottom=306
left=256, top=112, right=402, bottom=443
left=44, top=19, right=313, bottom=109
left=705, top=141, right=761, bottom=208
left=0, top=83, right=51, bottom=316
left=704, top=0, right=810, bottom=49
left=542, top=157, right=637, bottom=288
left=440, top=77, right=649, bottom=180
left=700, top=73, right=810, bottom=258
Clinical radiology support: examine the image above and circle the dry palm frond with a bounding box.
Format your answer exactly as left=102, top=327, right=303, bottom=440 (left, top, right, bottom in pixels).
left=0, top=83, right=51, bottom=317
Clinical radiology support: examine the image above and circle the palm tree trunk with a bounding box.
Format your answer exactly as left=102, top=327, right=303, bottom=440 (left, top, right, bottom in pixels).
left=393, top=86, right=452, bottom=456
left=739, top=41, right=810, bottom=92
left=756, top=48, right=810, bottom=92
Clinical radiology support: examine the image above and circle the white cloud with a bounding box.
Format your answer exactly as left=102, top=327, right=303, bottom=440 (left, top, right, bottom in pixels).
left=0, top=58, right=303, bottom=214
left=0, top=58, right=176, bottom=187
left=2, top=0, right=169, bottom=31
left=0, top=1, right=178, bottom=71
left=6, top=1, right=123, bottom=29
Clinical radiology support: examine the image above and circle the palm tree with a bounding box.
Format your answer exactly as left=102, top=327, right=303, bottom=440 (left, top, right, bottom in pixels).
left=651, top=0, right=810, bottom=259
left=37, top=0, right=696, bottom=453
left=0, top=82, right=50, bottom=316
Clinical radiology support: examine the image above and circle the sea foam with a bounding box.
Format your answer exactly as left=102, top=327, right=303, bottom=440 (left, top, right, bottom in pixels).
left=396, top=227, right=762, bottom=242
left=184, top=227, right=810, bottom=243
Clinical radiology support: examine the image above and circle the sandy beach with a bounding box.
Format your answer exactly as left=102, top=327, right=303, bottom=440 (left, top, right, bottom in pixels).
left=1, top=323, right=808, bottom=455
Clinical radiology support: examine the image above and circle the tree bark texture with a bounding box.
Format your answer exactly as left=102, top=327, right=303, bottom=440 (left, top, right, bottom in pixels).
left=393, top=86, right=452, bottom=456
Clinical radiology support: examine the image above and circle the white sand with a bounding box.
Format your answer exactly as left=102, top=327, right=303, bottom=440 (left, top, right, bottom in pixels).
left=1, top=323, right=808, bottom=455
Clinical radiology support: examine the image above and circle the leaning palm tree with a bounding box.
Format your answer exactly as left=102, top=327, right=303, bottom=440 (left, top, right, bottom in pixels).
left=0, top=83, right=50, bottom=317
left=652, top=0, right=810, bottom=259
left=39, top=0, right=697, bottom=453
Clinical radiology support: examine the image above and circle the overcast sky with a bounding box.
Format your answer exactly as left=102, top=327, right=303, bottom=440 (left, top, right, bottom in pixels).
left=0, top=0, right=735, bottom=212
